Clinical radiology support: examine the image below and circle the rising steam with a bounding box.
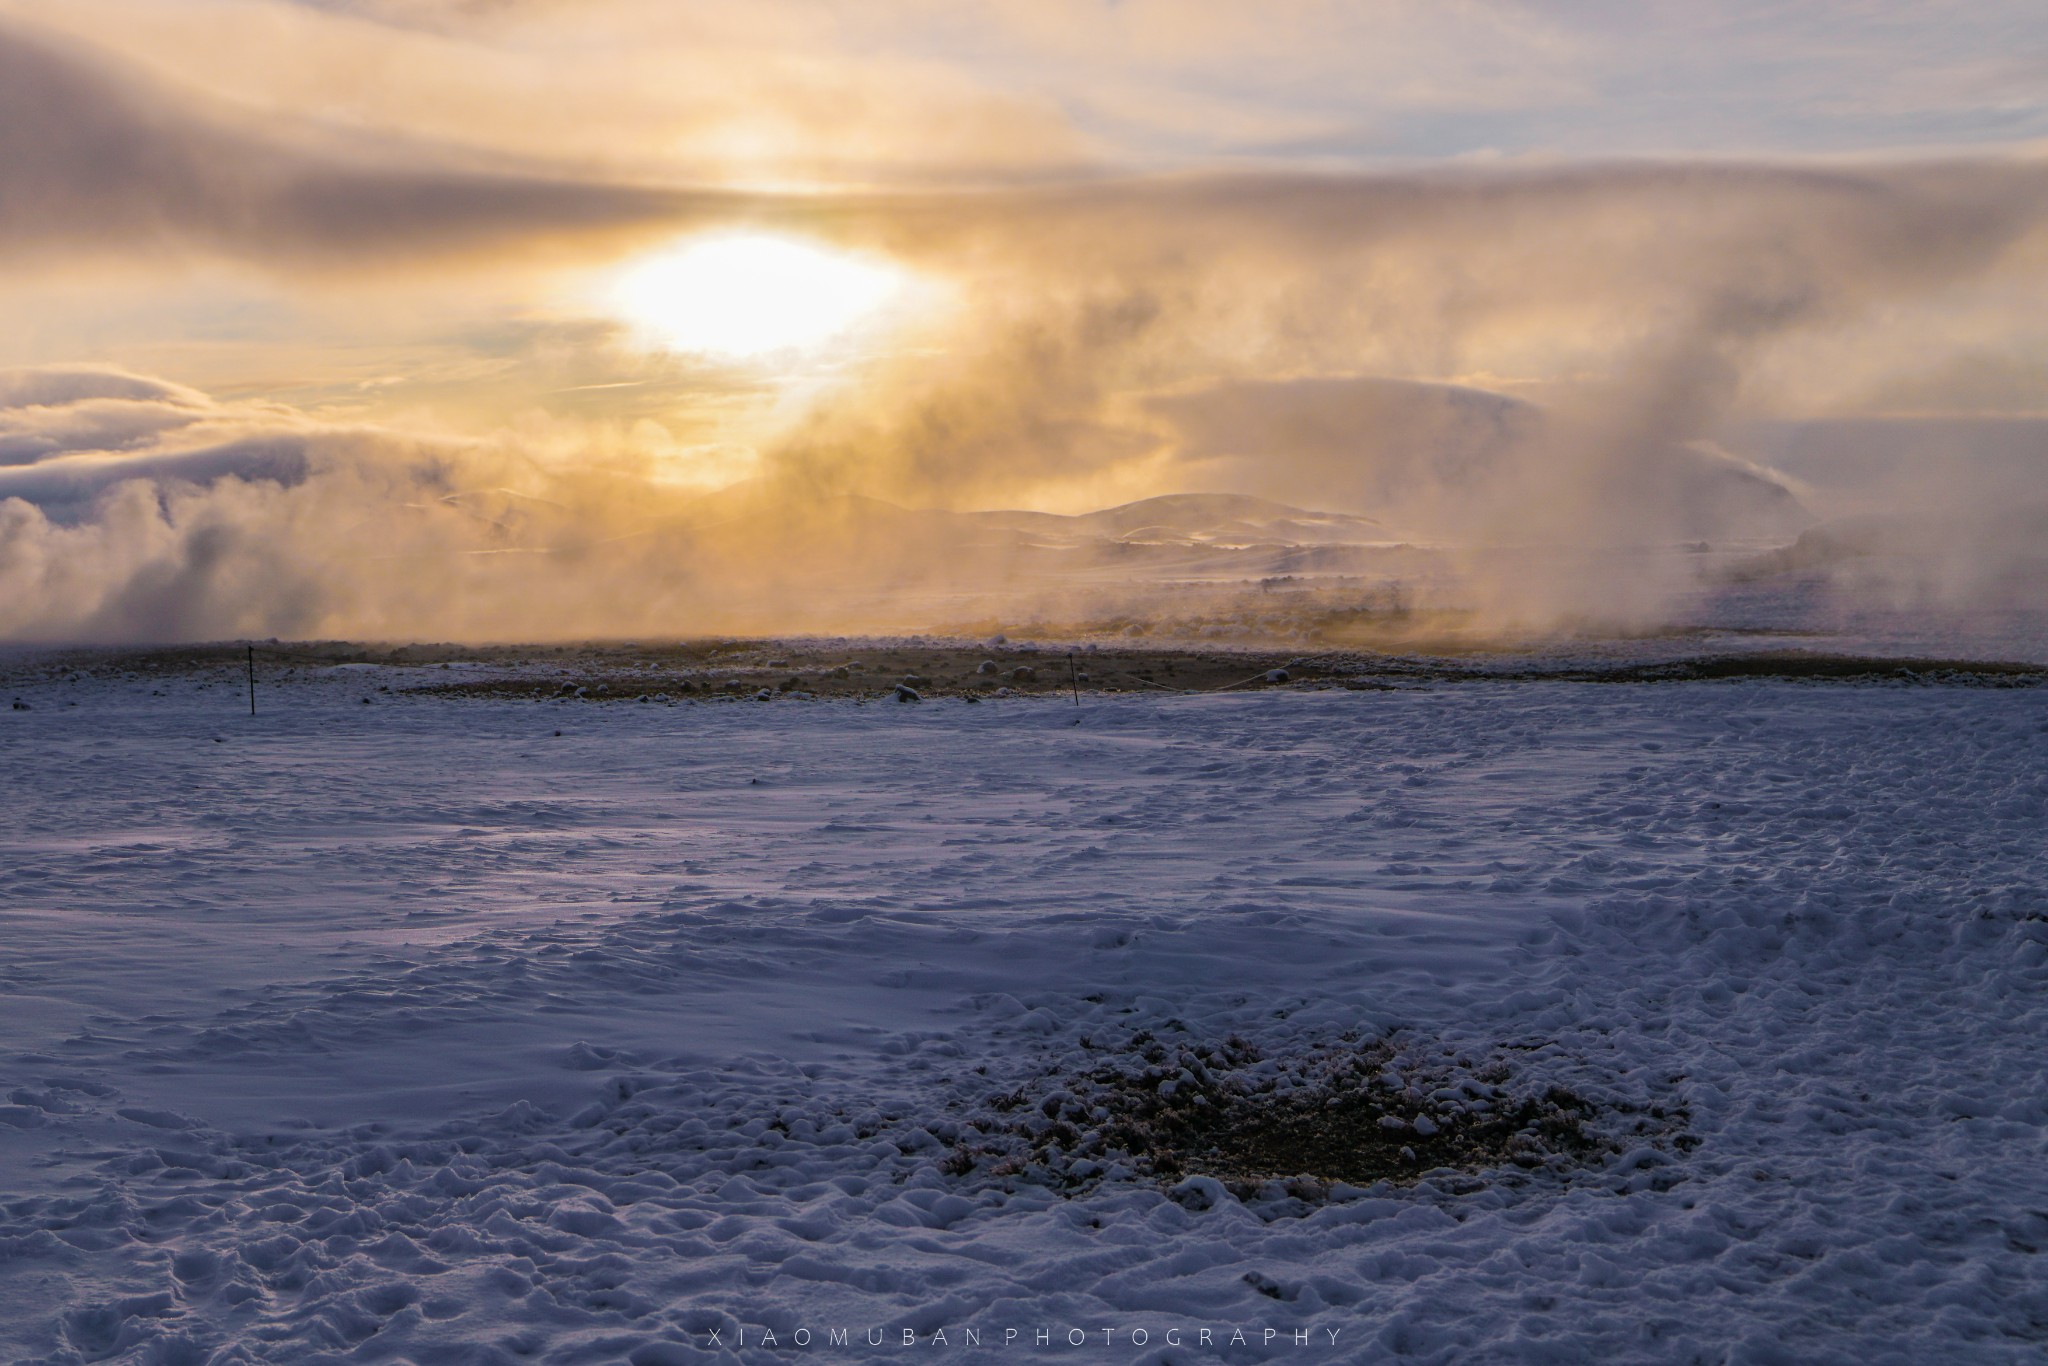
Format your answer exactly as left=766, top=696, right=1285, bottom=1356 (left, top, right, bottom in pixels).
left=1, top=14, right=2046, bottom=646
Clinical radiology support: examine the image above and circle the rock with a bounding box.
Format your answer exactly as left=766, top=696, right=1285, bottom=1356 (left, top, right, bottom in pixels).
left=1010, top=666, right=1036, bottom=682
left=1263, top=668, right=1291, bottom=684
left=976, top=660, right=1000, bottom=675
left=1170, top=1175, right=1229, bottom=1211
left=894, top=684, right=922, bottom=702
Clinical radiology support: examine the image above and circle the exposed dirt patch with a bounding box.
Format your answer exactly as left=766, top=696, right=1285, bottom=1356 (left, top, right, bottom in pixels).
left=945, top=1031, right=1689, bottom=1205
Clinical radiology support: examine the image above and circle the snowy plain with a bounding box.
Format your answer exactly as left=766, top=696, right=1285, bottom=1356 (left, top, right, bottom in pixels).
left=2, top=659, right=2046, bottom=1363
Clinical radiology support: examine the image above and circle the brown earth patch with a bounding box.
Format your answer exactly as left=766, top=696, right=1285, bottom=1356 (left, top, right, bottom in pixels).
left=944, top=1032, right=1689, bottom=1205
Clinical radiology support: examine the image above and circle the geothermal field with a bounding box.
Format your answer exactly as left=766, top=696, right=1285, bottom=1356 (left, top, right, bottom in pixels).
left=6, top=3, right=2048, bottom=1362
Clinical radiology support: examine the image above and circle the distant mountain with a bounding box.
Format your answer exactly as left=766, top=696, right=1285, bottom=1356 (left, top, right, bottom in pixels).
left=1147, top=375, right=1814, bottom=545
left=666, top=484, right=1414, bottom=590
left=687, top=484, right=1394, bottom=547
left=961, top=493, right=1390, bottom=549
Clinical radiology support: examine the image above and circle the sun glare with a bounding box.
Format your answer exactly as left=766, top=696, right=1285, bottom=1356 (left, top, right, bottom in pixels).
left=603, top=233, right=910, bottom=360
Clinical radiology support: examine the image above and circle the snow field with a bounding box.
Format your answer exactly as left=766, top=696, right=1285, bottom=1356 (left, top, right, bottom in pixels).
left=0, top=673, right=2044, bottom=1362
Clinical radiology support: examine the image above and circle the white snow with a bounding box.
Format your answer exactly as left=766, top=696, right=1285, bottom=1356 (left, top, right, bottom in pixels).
left=1, top=667, right=2045, bottom=1362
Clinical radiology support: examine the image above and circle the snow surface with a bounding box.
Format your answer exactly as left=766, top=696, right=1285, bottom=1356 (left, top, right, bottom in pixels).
left=2, top=668, right=2046, bottom=1362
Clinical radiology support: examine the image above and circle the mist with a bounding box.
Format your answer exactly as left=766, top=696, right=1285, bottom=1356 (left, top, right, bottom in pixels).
left=1, top=8, right=2046, bottom=647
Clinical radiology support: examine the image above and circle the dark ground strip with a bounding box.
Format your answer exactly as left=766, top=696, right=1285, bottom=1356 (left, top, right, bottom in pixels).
left=5, top=639, right=2038, bottom=703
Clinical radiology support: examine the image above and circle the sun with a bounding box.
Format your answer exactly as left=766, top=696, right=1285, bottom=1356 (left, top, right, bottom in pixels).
left=603, top=233, right=911, bottom=360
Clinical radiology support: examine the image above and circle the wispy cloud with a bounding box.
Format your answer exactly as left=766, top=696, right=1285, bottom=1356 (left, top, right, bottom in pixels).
left=0, top=17, right=737, bottom=267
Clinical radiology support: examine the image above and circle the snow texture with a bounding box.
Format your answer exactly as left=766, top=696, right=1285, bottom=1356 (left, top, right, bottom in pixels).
left=2, top=667, right=2045, bottom=1362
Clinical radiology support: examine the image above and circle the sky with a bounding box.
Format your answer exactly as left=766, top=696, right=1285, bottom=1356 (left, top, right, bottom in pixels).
left=1, top=0, right=2045, bottom=640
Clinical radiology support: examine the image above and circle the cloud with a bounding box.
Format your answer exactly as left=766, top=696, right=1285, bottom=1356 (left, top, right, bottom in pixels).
left=9, top=4, right=2048, bottom=285
left=0, top=367, right=313, bottom=507
left=6, top=5, right=2048, bottom=294
left=199, top=1, right=2048, bottom=162
left=0, top=367, right=209, bottom=409
left=0, top=367, right=218, bottom=468
left=0, top=441, right=316, bottom=523
left=0, top=18, right=731, bottom=269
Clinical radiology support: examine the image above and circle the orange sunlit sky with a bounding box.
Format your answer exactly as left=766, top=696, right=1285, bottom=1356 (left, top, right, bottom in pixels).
left=2, top=1, right=2045, bottom=640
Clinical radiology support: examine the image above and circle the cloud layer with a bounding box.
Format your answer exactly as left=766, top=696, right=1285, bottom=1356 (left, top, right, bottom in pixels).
left=0, top=19, right=729, bottom=268
left=0, top=7, right=2045, bottom=642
